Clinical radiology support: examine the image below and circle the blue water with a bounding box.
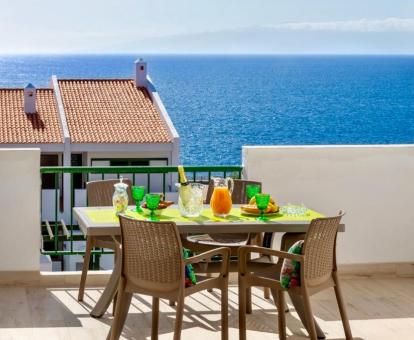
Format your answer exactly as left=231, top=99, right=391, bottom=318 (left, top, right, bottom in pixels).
left=1, top=55, right=413, bottom=165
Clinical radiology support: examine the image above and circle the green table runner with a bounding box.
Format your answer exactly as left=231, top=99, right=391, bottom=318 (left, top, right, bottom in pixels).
left=86, top=207, right=323, bottom=224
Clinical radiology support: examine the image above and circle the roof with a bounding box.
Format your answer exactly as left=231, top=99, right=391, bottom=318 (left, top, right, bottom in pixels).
left=0, top=89, right=63, bottom=144
left=58, top=79, right=172, bottom=144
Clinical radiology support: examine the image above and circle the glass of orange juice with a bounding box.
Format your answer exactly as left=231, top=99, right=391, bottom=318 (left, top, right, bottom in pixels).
left=210, top=177, right=234, bottom=217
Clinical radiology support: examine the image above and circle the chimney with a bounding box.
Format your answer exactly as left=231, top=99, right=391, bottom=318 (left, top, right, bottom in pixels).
left=24, top=83, right=36, bottom=114
left=134, top=58, right=147, bottom=87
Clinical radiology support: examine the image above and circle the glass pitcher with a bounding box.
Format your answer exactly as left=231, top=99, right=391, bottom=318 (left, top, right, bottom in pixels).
left=210, top=177, right=234, bottom=217
left=112, top=178, right=129, bottom=215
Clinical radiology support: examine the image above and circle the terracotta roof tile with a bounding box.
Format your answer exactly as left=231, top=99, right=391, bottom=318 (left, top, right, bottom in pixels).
left=58, top=79, right=172, bottom=144
left=0, top=89, right=63, bottom=144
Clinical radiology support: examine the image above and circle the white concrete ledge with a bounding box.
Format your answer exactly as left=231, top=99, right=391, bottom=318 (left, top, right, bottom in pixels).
left=0, top=271, right=111, bottom=287
left=338, top=262, right=414, bottom=278
left=0, top=263, right=412, bottom=287
left=243, top=144, right=414, bottom=149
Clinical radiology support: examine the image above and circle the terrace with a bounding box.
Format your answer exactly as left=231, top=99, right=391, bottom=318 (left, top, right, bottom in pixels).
left=0, top=278, right=413, bottom=339
left=0, top=145, right=413, bottom=339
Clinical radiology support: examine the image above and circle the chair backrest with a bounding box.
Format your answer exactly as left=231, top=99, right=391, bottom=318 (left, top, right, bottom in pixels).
left=86, top=179, right=132, bottom=207
left=205, top=179, right=262, bottom=204
left=119, top=215, right=184, bottom=293
left=302, top=211, right=344, bottom=286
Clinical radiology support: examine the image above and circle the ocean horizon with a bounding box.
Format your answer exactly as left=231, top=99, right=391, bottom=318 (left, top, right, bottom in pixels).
left=1, top=54, right=413, bottom=165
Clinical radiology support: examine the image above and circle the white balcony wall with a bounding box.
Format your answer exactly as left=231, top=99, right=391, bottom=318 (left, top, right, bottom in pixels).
left=0, top=148, right=40, bottom=271
left=243, top=145, right=414, bottom=265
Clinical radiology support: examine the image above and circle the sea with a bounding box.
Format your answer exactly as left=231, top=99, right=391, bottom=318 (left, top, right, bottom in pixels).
left=0, top=55, right=413, bottom=165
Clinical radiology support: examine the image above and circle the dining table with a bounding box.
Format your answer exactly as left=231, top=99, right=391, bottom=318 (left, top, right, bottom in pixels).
left=74, top=204, right=345, bottom=339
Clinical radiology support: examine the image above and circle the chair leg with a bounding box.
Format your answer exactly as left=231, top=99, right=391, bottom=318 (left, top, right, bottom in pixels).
left=261, top=232, right=272, bottom=301
left=152, top=297, right=159, bottom=340
left=271, top=288, right=289, bottom=313
left=112, top=292, right=118, bottom=316
left=270, top=288, right=287, bottom=339
left=221, top=282, right=229, bottom=340
left=238, top=276, right=247, bottom=340
left=276, top=290, right=286, bottom=340
left=173, top=295, right=185, bottom=340
left=289, top=293, right=325, bottom=339
left=246, top=287, right=252, bottom=314
left=333, top=273, right=353, bottom=340
left=112, top=248, right=119, bottom=315
left=245, top=252, right=252, bottom=314
left=207, top=265, right=213, bottom=292
left=78, top=236, right=93, bottom=301
left=302, top=288, right=318, bottom=340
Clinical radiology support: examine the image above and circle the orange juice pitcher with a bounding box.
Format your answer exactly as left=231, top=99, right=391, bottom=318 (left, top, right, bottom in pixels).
left=210, top=177, right=234, bottom=217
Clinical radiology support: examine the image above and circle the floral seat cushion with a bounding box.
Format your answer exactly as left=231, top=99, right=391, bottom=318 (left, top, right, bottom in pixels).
left=183, top=248, right=197, bottom=287
left=280, top=240, right=303, bottom=289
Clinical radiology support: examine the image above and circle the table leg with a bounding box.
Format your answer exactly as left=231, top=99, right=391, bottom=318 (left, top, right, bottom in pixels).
left=78, top=236, right=94, bottom=301
left=90, top=245, right=122, bottom=318
left=289, top=293, right=325, bottom=339
left=262, top=232, right=274, bottom=300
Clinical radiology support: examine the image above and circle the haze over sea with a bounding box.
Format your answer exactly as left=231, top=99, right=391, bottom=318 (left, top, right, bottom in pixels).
left=0, top=55, right=413, bottom=165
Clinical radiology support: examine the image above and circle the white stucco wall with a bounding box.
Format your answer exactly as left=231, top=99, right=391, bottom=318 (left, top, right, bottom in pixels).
left=0, top=148, right=40, bottom=271
left=243, top=145, right=414, bottom=265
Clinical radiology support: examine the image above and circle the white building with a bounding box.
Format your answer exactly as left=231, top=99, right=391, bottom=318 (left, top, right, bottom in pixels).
left=0, top=59, right=179, bottom=221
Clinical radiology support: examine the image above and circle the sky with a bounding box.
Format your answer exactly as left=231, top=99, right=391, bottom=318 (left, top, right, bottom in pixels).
left=0, top=0, right=413, bottom=54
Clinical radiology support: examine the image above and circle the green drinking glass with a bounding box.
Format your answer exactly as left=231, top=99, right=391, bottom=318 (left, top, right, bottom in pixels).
left=246, top=184, right=261, bottom=202
left=131, top=186, right=145, bottom=213
left=255, top=193, right=270, bottom=221
left=146, top=193, right=161, bottom=221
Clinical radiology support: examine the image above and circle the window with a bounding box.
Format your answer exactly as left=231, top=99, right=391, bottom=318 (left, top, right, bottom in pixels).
left=90, top=158, right=168, bottom=167
left=71, top=154, right=84, bottom=189
left=41, top=154, right=59, bottom=189
left=109, top=159, right=150, bottom=166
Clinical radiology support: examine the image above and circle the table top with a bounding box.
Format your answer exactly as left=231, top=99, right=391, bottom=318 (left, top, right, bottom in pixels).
left=73, top=205, right=345, bottom=237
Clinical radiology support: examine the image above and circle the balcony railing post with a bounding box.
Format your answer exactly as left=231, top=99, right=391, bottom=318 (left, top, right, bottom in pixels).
left=54, top=172, right=59, bottom=255
left=70, top=173, right=74, bottom=253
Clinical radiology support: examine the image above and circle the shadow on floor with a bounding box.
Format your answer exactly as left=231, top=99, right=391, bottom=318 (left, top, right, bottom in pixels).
left=1, top=279, right=413, bottom=339
left=96, top=290, right=366, bottom=340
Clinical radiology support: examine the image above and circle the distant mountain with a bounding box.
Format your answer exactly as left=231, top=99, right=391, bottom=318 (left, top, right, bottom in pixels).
left=113, top=19, right=414, bottom=54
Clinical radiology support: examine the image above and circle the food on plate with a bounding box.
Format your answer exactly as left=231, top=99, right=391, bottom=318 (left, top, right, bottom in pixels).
left=141, top=200, right=174, bottom=210
left=249, top=196, right=275, bottom=206
left=241, top=196, right=279, bottom=214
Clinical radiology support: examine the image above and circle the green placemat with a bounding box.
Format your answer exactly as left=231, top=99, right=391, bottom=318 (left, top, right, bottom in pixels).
left=86, top=207, right=323, bottom=224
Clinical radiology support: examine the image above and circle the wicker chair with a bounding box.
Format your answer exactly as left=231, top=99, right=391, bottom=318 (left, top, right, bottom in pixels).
left=181, top=179, right=262, bottom=255
left=238, top=211, right=352, bottom=340
left=108, top=216, right=230, bottom=340
left=78, top=179, right=132, bottom=302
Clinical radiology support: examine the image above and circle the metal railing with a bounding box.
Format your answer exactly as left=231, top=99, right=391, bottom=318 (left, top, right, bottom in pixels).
left=40, top=165, right=243, bottom=268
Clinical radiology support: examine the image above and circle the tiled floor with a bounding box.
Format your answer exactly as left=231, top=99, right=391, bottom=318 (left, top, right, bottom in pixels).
left=0, top=278, right=413, bottom=339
